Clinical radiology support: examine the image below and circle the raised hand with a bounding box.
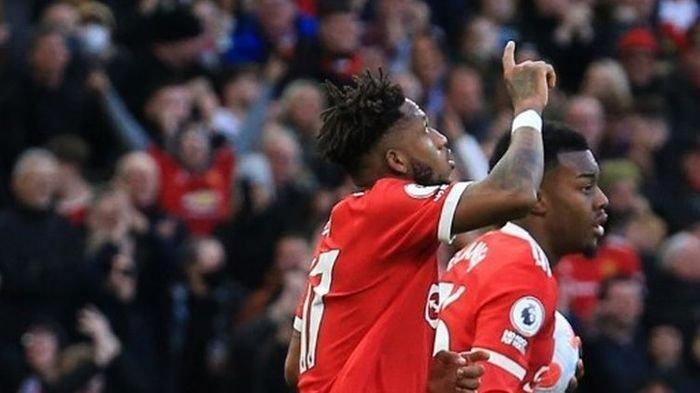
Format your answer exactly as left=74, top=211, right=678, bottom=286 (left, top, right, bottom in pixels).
left=502, top=41, right=556, bottom=115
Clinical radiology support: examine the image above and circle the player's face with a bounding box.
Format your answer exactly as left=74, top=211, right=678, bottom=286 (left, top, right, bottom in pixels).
left=394, top=99, right=455, bottom=185
left=542, top=150, right=608, bottom=257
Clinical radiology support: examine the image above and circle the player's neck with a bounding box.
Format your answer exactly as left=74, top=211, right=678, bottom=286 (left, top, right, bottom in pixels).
left=511, top=219, right=561, bottom=264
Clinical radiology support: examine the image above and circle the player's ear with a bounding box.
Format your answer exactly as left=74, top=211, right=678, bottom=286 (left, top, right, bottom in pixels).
left=385, top=149, right=410, bottom=176
left=530, top=189, right=547, bottom=216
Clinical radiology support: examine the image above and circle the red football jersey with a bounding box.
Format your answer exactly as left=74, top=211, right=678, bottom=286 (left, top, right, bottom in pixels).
left=435, top=223, right=558, bottom=393
left=294, top=178, right=471, bottom=393
left=148, top=145, right=234, bottom=235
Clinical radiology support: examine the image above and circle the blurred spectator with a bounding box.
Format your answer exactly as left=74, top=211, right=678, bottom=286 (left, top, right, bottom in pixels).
left=391, top=71, right=423, bottom=102
left=47, top=134, right=93, bottom=227
left=410, top=33, right=447, bottom=118
left=598, top=159, right=646, bottom=232
left=655, top=139, right=700, bottom=231
left=219, top=67, right=262, bottom=143
left=112, top=152, right=186, bottom=385
left=119, top=6, right=205, bottom=112
left=437, top=66, right=490, bottom=180
left=93, top=73, right=236, bottom=235
left=285, top=0, right=363, bottom=87
left=666, top=30, right=700, bottom=142
left=582, top=276, right=649, bottom=393
left=647, top=324, right=699, bottom=391
left=139, top=80, right=194, bottom=144
left=152, top=123, right=235, bottom=235
left=40, top=2, right=80, bottom=37
left=617, top=28, right=666, bottom=104
left=18, top=308, right=123, bottom=393
left=646, top=231, right=700, bottom=328
left=556, top=235, right=643, bottom=325
left=192, top=0, right=234, bottom=70
left=440, top=66, right=490, bottom=142
left=216, top=153, right=281, bottom=291
left=625, top=105, right=669, bottom=179
left=235, top=233, right=311, bottom=324
left=224, top=0, right=316, bottom=65
left=278, top=79, right=343, bottom=187
left=520, top=0, right=597, bottom=91
left=581, top=58, right=633, bottom=117
left=0, top=149, right=87, bottom=391
left=1, top=0, right=700, bottom=391
left=170, top=237, right=243, bottom=393
left=93, top=248, right=159, bottom=393
left=0, top=26, right=96, bottom=176
left=456, top=16, right=501, bottom=94
left=228, top=235, right=308, bottom=393
left=85, top=187, right=143, bottom=254
left=659, top=0, right=699, bottom=37
left=261, top=124, right=315, bottom=228
left=564, top=95, right=605, bottom=154
left=364, top=0, right=431, bottom=73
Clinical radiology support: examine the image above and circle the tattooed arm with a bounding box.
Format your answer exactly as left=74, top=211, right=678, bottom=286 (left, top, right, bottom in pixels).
left=449, top=42, right=555, bottom=234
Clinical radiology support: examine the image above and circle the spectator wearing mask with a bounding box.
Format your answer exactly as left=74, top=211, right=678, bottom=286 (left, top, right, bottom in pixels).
left=582, top=276, right=649, bottom=393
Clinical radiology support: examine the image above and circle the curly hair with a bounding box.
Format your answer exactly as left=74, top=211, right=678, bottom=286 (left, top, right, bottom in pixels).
left=317, top=70, right=405, bottom=175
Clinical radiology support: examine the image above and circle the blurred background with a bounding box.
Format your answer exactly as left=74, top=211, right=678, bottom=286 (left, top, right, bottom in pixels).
left=0, top=0, right=698, bottom=392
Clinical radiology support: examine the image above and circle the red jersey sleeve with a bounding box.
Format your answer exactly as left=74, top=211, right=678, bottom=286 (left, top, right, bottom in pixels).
left=472, top=263, right=556, bottom=392
left=367, top=179, right=471, bottom=247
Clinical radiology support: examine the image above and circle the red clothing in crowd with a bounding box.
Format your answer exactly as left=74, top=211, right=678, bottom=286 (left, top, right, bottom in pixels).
left=148, top=145, right=235, bottom=235
left=555, top=235, right=642, bottom=322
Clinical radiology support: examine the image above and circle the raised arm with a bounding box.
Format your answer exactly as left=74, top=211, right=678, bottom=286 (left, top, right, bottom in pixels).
left=87, top=71, right=150, bottom=151
left=451, top=41, right=556, bottom=233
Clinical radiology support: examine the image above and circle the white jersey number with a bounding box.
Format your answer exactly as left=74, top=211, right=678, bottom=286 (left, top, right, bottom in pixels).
left=299, top=249, right=340, bottom=373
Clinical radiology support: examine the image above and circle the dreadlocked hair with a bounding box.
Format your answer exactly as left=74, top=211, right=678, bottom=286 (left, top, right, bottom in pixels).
left=317, top=69, right=405, bottom=174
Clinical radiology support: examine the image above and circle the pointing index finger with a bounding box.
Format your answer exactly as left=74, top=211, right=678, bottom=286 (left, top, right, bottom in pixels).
left=502, top=41, right=516, bottom=72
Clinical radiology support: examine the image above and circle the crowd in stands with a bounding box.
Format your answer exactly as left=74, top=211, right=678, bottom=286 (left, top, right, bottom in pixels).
left=0, top=0, right=699, bottom=392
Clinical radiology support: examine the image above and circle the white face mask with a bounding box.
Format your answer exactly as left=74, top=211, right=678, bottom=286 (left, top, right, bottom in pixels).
left=79, top=23, right=111, bottom=56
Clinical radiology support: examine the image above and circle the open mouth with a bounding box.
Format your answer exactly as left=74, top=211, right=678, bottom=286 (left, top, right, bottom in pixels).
left=446, top=149, right=455, bottom=168
left=593, top=212, right=608, bottom=238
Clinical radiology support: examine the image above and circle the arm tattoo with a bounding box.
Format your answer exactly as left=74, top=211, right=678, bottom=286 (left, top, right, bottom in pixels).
left=489, top=129, right=543, bottom=191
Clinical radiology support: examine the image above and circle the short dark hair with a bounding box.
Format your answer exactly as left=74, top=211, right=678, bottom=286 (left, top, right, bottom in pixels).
left=489, top=122, right=590, bottom=172
left=598, top=275, right=642, bottom=301
left=317, top=70, right=405, bottom=174
left=47, top=134, right=90, bottom=168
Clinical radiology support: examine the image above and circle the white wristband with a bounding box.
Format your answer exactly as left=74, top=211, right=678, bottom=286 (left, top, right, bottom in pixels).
left=511, top=110, right=542, bottom=134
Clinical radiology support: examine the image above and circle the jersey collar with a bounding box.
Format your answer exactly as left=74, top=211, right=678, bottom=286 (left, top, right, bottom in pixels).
left=500, top=222, right=552, bottom=276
